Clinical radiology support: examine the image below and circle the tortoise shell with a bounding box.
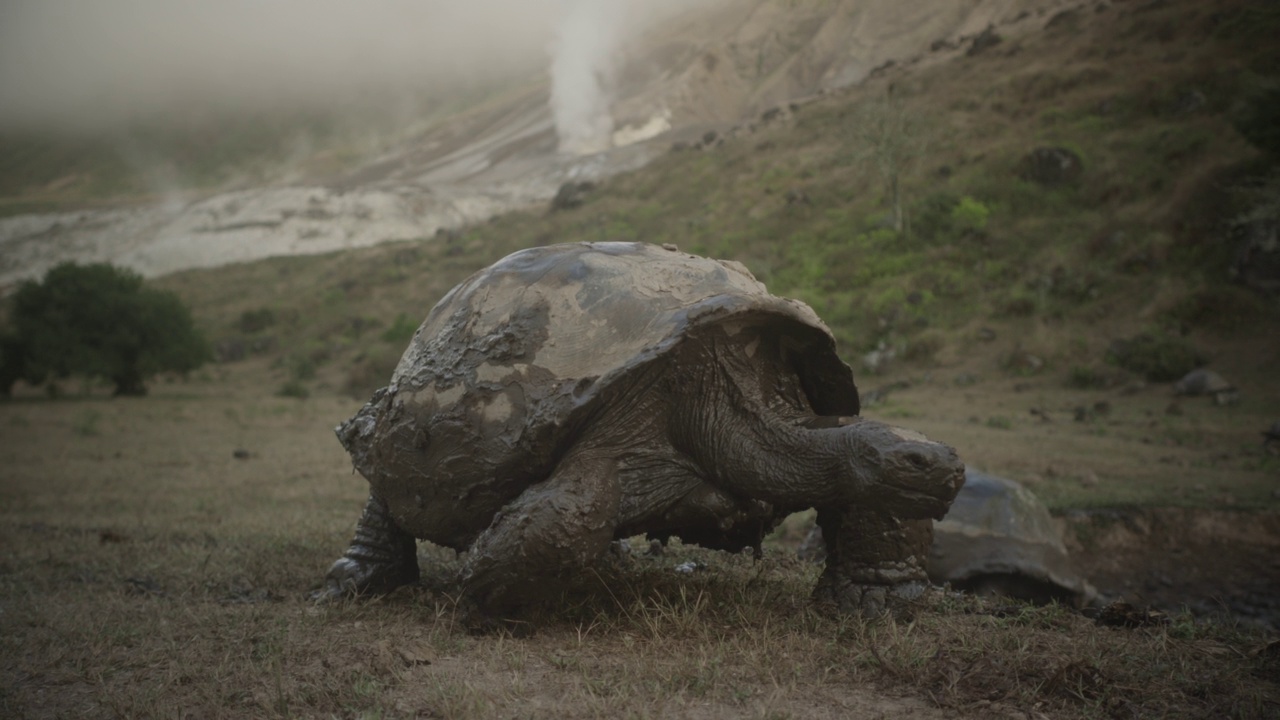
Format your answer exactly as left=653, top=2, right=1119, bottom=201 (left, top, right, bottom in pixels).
left=338, top=242, right=860, bottom=546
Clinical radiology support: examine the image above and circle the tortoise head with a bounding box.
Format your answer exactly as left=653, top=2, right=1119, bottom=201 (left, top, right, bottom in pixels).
left=834, top=417, right=966, bottom=519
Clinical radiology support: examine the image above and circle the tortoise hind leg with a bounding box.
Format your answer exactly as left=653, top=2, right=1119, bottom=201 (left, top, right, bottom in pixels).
left=459, top=452, right=621, bottom=616
left=313, top=493, right=419, bottom=600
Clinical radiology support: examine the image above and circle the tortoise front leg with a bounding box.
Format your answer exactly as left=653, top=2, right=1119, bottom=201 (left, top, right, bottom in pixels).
left=459, top=452, right=621, bottom=615
left=810, top=505, right=932, bottom=617
left=313, top=493, right=419, bottom=600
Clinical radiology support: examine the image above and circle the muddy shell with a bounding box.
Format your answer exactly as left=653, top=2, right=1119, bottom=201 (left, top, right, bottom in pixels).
left=338, top=241, right=859, bottom=549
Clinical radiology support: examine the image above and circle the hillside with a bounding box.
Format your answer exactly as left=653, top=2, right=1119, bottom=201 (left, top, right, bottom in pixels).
left=130, top=0, right=1280, bottom=502
left=3, top=0, right=1083, bottom=286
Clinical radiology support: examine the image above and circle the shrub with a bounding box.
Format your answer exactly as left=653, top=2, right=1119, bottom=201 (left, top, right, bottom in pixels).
left=277, top=379, right=310, bottom=399
left=1, top=263, right=210, bottom=396
left=1106, top=333, right=1205, bottom=382
left=951, top=196, right=991, bottom=233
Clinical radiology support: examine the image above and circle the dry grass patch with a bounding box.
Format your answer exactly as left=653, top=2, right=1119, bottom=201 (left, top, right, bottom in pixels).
left=1, top=381, right=1275, bottom=719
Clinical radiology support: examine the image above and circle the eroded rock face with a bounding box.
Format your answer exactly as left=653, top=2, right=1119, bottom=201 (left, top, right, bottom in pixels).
left=318, top=242, right=965, bottom=617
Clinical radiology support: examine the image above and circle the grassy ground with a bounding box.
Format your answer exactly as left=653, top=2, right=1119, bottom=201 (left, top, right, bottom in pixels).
left=1, top=376, right=1276, bottom=719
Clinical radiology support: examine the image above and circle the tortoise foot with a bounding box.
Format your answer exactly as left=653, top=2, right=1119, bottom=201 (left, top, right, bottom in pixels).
left=311, top=555, right=420, bottom=601
left=812, top=576, right=927, bottom=618
left=312, top=493, right=420, bottom=601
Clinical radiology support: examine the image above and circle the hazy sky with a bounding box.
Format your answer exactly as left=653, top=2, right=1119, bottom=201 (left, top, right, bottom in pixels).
left=0, top=0, right=624, bottom=130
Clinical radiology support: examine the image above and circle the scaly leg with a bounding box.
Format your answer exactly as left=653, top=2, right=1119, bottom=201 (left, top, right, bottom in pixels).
left=313, top=494, right=419, bottom=600
left=810, top=505, right=933, bottom=617
left=458, top=452, right=620, bottom=614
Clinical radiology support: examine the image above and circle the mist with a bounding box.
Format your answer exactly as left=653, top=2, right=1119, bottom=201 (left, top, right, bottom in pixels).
left=0, top=0, right=717, bottom=151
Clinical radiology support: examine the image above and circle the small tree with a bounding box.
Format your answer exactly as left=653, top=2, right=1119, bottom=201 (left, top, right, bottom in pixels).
left=2, top=262, right=210, bottom=396
left=848, top=89, right=932, bottom=236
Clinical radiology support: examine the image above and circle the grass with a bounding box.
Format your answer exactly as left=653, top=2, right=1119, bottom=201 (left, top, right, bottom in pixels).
left=0, top=381, right=1275, bottom=718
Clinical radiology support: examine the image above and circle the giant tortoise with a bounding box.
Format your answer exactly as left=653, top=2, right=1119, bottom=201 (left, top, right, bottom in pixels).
left=316, top=242, right=965, bottom=616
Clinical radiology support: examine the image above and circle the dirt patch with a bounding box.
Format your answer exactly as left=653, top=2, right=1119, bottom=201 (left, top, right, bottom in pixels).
left=1066, top=508, right=1280, bottom=631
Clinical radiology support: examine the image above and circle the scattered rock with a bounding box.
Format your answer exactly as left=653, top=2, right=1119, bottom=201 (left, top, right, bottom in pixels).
left=862, top=380, right=911, bottom=406
left=214, top=339, right=247, bottom=363
left=1169, top=88, right=1207, bottom=116
left=1045, top=9, right=1083, bottom=31
left=862, top=342, right=896, bottom=374
left=977, top=327, right=997, bottom=342
left=1005, top=349, right=1044, bottom=373
left=674, top=560, right=707, bottom=574
left=1017, top=147, right=1084, bottom=186
left=124, top=577, right=165, bottom=597
left=220, top=587, right=283, bottom=604
left=1230, top=215, right=1280, bottom=295
left=98, top=529, right=130, bottom=544
left=1119, top=381, right=1147, bottom=395
left=967, top=26, right=1003, bottom=56
left=646, top=539, right=665, bottom=557
left=1093, top=601, right=1170, bottom=628
left=784, top=187, right=811, bottom=206
left=550, top=181, right=595, bottom=212
left=610, top=539, right=632, bottom=558
left=1264, top=422, right=1280, bottom=444
left=233, top=449, right=251, bottom=460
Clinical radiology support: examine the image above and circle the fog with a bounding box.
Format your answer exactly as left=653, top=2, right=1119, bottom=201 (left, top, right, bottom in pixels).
left=0, top=0, right=714, bottom=151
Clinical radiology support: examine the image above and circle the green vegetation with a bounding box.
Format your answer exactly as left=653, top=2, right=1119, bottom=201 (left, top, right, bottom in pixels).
left=1, top=263, right=210, bottom=396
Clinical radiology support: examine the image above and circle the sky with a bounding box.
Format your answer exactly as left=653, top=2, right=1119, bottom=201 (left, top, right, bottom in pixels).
left=0, top=0, right=715, bottom=143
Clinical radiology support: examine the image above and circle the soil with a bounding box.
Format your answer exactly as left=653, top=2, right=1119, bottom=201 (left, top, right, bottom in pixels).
left=1065, top=508, right=1280, bottom=631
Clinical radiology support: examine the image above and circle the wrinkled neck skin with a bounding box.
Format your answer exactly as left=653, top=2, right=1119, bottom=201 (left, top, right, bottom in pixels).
left=669, top=329, right=964, bottom=520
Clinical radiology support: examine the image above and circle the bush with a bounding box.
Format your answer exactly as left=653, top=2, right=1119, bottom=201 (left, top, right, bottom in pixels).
left=1, top=263, right=210, bottom=396
left=277, top=379, right=310, bottom=399
left=951, top=196, right=991, bottom=233
left=1106, top=333, right=1205, bottom=383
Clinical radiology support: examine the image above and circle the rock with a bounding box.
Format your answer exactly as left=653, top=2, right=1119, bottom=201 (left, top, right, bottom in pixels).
left=967, top=26, right=1002, bottom=56
left=214, top=339, right=247, bottom=363
left=550, top=181, right=595, bottom=212
left=1006, top=350, right=1044, bottom=373
left=1230, top=216, right=1280, bottom=295
left=1017, top=147, right=1084, bottom=186
left=1169, top=89, right=1207, bottom=116
left=784, top=187, right=811, bottom=206
left=1045, top=9, right=1083, bottom=31
left=977, top=327, right=997, bottom=342
left=862, top=343, right=896, bottom=374
left=1264, top=422, right=1280, bottom=443
left=233, top=449, right=251, bottom=460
